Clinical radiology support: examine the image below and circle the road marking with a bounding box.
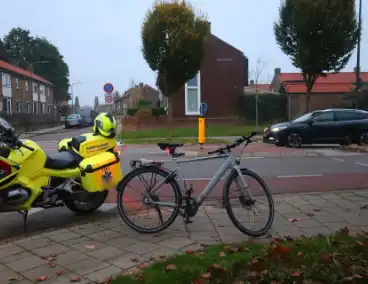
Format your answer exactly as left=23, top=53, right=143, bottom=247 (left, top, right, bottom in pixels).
left=241, top=156, right=264, bottom=159
left=276, top=174, right=322, bottom=178
left=331, top=158, right=344, bottom=162
left=98, top=203, right=117, bottom=212
left=356, top=162, right=368, bottom=167
left=28, top=208, right=44, bottom=215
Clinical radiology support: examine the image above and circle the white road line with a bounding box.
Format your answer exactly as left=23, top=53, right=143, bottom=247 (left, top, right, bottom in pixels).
left=242, top=156, right=265, bottom=159
left=331, top=158, right=344, bottom=162
left=28, top=208, right=44, bottom=216
left=356, top=162, right=368, bottom=167
left=98, top=203, right=117, bottom=212
left=276, top=174, right=322, bottom=178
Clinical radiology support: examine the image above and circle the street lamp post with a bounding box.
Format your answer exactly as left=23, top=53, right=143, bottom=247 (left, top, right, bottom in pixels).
left=70, top=81, right=81, bottom=112
left=356, top=0, right=362, bottom=91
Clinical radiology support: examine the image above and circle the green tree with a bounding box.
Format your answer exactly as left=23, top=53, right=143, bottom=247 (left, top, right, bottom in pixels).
left=0, top=38, right=6, bottom=60
left=274, top=0, right=359, bottom=113
left=2, top=28, right=70, bottom=102
left=141, top=0, right=209, bottom=138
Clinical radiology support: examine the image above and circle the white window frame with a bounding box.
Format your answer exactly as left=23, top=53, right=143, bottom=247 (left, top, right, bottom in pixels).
left=184, top=72, right=201, bottom=116
left=25, top=80, right=28, bottom=91
left=26, top=101, right=31, bottom=113
left=2, top=73, right=11, bottom=87
left=15, top=77, right=19, bottom=89
left=16, top=100, right=22, bottom=113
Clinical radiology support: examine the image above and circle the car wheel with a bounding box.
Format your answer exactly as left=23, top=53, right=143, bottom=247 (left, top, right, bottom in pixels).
left=357, top=131, right=368, bottom=146
left=287, top=133, right=303, bottom=148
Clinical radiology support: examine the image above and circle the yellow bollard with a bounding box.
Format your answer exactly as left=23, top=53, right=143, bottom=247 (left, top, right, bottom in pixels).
left=198, top=117, right=205, bottom=148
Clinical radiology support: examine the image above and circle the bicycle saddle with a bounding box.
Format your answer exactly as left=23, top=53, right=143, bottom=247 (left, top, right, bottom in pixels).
left=157, top=142, right=184, bottom=151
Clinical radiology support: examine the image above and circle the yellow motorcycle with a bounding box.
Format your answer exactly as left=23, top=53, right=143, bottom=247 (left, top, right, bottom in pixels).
left=0, top=117, right=122, bottom=231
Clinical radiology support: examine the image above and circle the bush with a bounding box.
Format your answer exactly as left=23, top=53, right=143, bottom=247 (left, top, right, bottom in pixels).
left=138, top=99, right=152, bottom=108
left=152, top=107, right=166, bottom=116
left=127, top=108, right=138, bottom=116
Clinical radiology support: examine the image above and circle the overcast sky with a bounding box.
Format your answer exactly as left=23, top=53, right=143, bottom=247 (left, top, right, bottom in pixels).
left=0, top=0, right=366, bottom=105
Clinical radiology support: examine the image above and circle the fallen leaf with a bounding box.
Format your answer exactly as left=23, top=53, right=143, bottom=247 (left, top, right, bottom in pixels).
left=321, top=253, right=331, bottom=262
left=85, top=245, right=95, bottom=249
left=297, top=252, right=304, bottom=256
left=219, top=251, right=226, bottom=257
left=193, top=280, right=201, bottom=284
left=272, top=237, right=284, bottom=243
left=314, top=208, right=321, bottom=212
left=137, top=263, right=147, bottom=269
left=291, top=271, right=301, bottom=277
left=130, top=258, right=140, bottom=263
left=56, top=270, right=65, bottom=275
left=210, top=264, right=223, bottom=270
left=159, top=255, right=166, bottom=259
left=355, top=240, right=365, bottom=246
left=288, top=218, right=300, bottom=223
left=196, top=251, right=205, bottom=256
left=165, top=264, right=177, bottom=271
left=360, top=204, right=368, bottom=209
left=306, top=213, right=315, bottom=217
left=251, top=259, right=258, bottom=264
left=200, top=272, right=211, bottom=279
left=8, top=276, right=20, bottom=281
left=229, top=247, right=240, bottom=253
left=35, top=276, right=48, bottom=282
left=70, top=276, right=82, bottom=282
left=48, top=262, right=56, bottom=268
left=272, top=245, right=292, bottom=255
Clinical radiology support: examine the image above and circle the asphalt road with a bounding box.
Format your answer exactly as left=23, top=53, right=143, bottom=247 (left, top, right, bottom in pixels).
left=1, top=129, right=368, bottom=240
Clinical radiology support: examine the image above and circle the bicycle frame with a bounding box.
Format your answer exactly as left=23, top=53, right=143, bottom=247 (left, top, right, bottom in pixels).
left=148, top=151, right=253, bottom=208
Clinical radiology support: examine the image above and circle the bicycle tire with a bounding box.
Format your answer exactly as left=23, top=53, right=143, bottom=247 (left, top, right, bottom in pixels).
left=223, top=168, right=275, bottom=238
left=117, top=165, right=182, bottom=234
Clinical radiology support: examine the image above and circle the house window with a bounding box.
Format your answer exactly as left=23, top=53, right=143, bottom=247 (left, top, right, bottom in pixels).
left=25, top=80, right=29, bottom=91
left=41, top=103, right=46, bottom=114
left=33, top=83, right=38, bottom=94
left=4, top=98, right=12, bottom=115
left=48, top=105, right=52, bottom=114
left=185, top=72, right=201, bottom=115
left=25, top=102, right=31, bottom=113
left=45, top=87, right=49, bottom=96
left=16, top=101, right=22, bottom=113
left=40, top=85, right=45, bottom=96
left=15, top=78, right=19, bottom=89
left=33, top=101, right=38, bottom=114
left=1, top=73, right=11, bottom=87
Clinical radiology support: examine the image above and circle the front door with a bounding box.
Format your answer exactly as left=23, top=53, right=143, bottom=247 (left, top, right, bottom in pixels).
left=309, top=111, right=338, bottom=142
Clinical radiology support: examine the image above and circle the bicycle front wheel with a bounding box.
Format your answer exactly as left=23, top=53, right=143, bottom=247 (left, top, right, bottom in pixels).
left=117, top=165, right=182, bottom=234
left=223, top=168, right=274, bottom=238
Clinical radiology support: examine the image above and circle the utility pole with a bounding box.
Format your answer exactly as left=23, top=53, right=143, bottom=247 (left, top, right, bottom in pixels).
left=356, top=0, right=362, bottom=91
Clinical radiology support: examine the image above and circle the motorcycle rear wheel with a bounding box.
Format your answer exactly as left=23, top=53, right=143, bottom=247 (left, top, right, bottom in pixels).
left=64, top=191, right=108, bottom=213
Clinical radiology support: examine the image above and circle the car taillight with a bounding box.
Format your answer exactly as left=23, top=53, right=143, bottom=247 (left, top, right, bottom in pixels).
left=0, top=160, right=11, bottom=178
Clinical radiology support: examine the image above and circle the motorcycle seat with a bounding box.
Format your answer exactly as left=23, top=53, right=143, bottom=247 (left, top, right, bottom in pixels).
left=45, top=151, right=80, bottom=170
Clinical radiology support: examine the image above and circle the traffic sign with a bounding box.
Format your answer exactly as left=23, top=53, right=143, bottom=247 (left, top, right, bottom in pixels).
left=199, top=102, right=208, bottom=117
left=105, top=93, right=113, bottom=104
left=103, top=83, right=114, bottom=94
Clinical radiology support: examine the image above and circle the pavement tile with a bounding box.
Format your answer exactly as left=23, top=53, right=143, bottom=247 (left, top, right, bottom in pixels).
left=312, top=212, right=344, bottom=223
left=86, top=245, right=128, bottom=261
left=106, top=253, right=145, bottom=270
left=69, top=223, right=106, bottom=234
left=302, top=226, right=332, bottom=236
left=0, top=268, right=25, bottom=283
left=219, top=233, right=249, bottom=243
left=88, top=230, right=122, bottom=242
left=69, top=239, right=107, bottom=253
left=105, top=236, right=138, bottom=248
left=40, top=273, right=90, bottom=284
left=273, top=225, right=306, bottom=237
left=20, top=264, right=65, bottom=282
left=63, top=236, right=90, bottom=246
left=125, top=241, right=163, bottom=254
left=323, top=222, right=351, bottom=231
left=6, top=255, right=46, bottom=272
left=54, top=250, right=89, bottom=266
left=31, top=243, right=70, bottom=257
left=46, top=231, right=83, bottom=242
left=2, top=251, right=32, bottom=263
left=65, top=257, right=110, bottom=275
left=85, top=265, right=122, bottom=282
left=0, top=263, right=5, bottom=271
left=159, top=237, right=195, bottom=250
left=15, top=236, right=55, bottom=250
left=0, top=243, right=24, bottom=259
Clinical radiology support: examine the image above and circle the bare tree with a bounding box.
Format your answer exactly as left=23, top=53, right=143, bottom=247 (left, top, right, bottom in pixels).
left=249, top=58, right=268, bottom=92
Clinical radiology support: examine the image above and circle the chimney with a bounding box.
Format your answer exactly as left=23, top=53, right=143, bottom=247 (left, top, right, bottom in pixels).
left=274, top=67, right=281, bottom=75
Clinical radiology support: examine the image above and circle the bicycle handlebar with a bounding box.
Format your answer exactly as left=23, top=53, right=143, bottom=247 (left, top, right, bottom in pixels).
left=208, top=131, right=257, bottom=155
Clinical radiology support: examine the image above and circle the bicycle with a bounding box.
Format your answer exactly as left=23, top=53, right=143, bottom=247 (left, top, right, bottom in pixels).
left=116, top=132, right=275, bottom=238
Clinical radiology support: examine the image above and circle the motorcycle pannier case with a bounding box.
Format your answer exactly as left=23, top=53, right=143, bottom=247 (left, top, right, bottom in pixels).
left=79, top=151, right=122, bottom=192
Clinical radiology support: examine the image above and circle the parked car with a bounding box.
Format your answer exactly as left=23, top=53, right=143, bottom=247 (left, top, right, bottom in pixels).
left=65, top=114, right=83, bottom=128
left=76, top=108, right=95, bottom=127
left=263, top=108, right=368, bottom=148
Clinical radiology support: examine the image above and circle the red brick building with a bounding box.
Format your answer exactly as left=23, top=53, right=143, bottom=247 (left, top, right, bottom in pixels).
left=0, top=60, right=54, bottom=115
left=171, top=33, right=248, bottom=119
left=270, top=68, right=368, bottom=119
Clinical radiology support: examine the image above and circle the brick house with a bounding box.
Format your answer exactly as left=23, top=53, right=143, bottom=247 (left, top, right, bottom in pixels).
left=0, top=60, right=54, bottom=115
left=171, top=33, right=248, bottom=119
left=116, top=83, right=161, bottom=115
left=270, top=68, right=368, bottom=119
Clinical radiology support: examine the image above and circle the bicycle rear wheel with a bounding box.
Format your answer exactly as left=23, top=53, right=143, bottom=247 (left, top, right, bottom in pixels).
left=117, top=166, right=182, bottom=234
left=223, top=168, right=274, bottom=237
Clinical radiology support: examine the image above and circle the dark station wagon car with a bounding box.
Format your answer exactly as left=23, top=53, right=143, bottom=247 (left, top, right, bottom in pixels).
left=263, top=108, right=368, bottom=148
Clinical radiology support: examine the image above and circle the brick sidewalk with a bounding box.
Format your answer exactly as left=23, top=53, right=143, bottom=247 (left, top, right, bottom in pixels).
left=1, top=190, right=368, bottom=284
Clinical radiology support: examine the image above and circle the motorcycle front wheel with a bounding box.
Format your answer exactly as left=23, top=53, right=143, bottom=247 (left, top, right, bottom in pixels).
left=64, top=191, right=108, bottom=214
